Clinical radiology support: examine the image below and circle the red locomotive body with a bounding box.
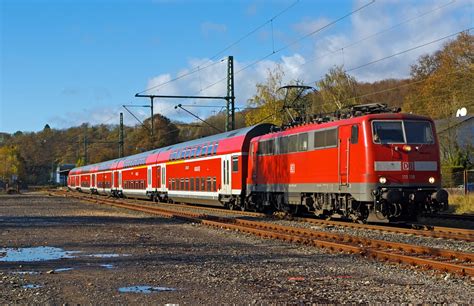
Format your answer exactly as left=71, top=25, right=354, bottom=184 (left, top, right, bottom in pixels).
left=68, top=107, right=448, bottom=223
left=246, top=112, right=447, bottom=221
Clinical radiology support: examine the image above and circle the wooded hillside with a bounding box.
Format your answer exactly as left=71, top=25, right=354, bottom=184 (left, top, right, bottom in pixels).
left=1, top=33, right=472, bottom=185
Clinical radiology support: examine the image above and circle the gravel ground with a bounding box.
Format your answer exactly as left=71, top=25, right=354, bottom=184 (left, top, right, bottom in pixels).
left=123, top=198, right=474, bottom=254
left=0, top=194, right=472, bottom=304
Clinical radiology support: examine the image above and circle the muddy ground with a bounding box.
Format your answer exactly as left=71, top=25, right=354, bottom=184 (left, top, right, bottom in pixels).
left=0, top=194, right=472, bottom=304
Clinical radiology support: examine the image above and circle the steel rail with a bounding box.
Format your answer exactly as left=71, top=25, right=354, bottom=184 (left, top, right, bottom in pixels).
left=52, top=191, right=474, bottom=277
left=51, top=190, right=473, bottom=242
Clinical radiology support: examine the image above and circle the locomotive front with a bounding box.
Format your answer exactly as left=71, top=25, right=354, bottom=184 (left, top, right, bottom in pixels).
left=368, top=115, right=448, bottom=221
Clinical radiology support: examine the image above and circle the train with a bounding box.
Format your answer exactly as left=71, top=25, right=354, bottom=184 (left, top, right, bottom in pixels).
left=67, top=104, right=448, bottom=223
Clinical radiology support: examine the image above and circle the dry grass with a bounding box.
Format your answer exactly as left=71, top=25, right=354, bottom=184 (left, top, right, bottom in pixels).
left=449, top=193, right=474, bottom=214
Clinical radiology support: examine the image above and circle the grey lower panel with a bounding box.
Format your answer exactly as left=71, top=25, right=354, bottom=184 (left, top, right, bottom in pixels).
left=168, top=194, right=223, bottom=206
left=247, top=183, right=376, bottom=202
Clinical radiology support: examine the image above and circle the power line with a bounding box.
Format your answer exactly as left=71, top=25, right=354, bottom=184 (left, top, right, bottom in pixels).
left=293, top=0, right=457, bottom=78
left=136, top=1, right=300, bottom=96
left=208, top=0, right=300, bottom=61
left=198, top=0, right=376, bottom=94
left=135, top=58, right=225, bottom=95
left=307, top=28, right=473, bottom=86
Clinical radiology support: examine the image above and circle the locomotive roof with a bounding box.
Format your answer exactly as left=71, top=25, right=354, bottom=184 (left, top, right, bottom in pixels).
left=69, top=123, right=274, bottom=175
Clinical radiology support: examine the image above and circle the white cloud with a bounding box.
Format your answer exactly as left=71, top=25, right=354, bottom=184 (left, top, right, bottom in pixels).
left=53, top=0, right=470, bottom=128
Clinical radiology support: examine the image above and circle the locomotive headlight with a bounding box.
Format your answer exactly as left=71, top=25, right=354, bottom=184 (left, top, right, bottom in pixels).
left=429, top=177, right=435, bottom=184
left=402, top=145, right=412, bottom=152
left=379, top=176, right=387, bottom=184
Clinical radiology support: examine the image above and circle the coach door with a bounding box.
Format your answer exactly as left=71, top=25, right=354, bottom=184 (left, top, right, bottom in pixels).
left=338, top=125, right=351, bottom=187
left=222, top=156, right=231, bottom=194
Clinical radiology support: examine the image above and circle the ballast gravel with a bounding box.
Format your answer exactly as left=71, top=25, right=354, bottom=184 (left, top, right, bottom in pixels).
left=0, top=194, right=472, bottom=304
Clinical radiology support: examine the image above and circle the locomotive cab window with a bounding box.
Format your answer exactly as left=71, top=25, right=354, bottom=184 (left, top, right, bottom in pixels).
left=404, top=121, right=434, bottom=144
left=372, top=120, right=434, bottom=144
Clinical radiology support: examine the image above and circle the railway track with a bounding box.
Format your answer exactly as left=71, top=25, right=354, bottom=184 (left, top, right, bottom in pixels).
left=51, top=190, right=474, bottom=242
left=51, top=191, right=474, bottom=277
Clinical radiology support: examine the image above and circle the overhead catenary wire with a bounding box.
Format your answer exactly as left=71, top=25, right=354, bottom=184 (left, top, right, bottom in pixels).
left=293, top=0, right=458, bottom=79
left=198, top=0, right=376, bottom=94
left=136, top=0, right=300, bottom=96
left=306, top=27, right=473, bottom=86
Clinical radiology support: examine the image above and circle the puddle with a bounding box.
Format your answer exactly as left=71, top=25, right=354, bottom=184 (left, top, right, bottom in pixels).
left=100, top=264, right=114, bottom=269
left=87, top=253, right=130, bottom=258
left=0, top=247, right=78, bottom=262
left=54, top=267, right=73, bottom=272
left=22, top=284, right=42, bottom=289
left=119, top=286, right=176, bottom=293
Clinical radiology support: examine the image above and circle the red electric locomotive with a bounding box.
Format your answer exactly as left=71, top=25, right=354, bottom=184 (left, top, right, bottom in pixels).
left=245, top=104, right=448, bottom=222
left=68, top=104, right=448, bottom=223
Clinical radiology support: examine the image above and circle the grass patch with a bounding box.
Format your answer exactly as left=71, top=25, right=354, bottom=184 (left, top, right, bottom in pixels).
left=449, top=193, right=474, bottom=214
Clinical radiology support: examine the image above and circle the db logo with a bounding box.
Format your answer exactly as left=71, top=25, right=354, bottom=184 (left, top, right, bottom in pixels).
left=402, top=162, right=414, bottom=171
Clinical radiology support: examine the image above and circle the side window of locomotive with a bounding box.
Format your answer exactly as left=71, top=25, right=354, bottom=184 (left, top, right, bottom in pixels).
left=298, top=133, right=308, bottom=151
left=279, top=136, right=288, bottom=154
left=232, top=156, right=239, bottom=172
left=267, top=139, right=275, bottom=155
left=314, top=128, right=338, bottom=149
left=372, top=121, right=404, bottom=144
left=288, top=135, right=298, bottom=152
left=351, top=125, right=359, bottom=144
left=404, top=121, right=434, bottom=144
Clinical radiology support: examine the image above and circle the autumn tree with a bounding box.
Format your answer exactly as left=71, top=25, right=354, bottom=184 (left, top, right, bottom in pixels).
left=315, top=65, right=359, bottom=112
left=0, top=145, right=23, bottom=182
left=404, top=32, right=474, bottom=119
left=245, top=65, right=288, bottom=126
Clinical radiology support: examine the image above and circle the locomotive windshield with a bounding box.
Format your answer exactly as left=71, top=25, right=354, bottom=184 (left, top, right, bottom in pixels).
left=372, top=120, right=434, bottom=144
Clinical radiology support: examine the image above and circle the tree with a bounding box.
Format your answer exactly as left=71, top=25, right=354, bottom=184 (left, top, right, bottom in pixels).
left=315, top=65, right=359, bottom=112
left=245, top=65, right=288, bottom=126
left=404, top=32, right=474, bottom=119
left=0, top=146, right=22, bottom=182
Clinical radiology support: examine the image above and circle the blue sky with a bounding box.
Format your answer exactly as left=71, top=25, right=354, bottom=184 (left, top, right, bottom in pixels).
left=0, top=0, right=472, bottom=133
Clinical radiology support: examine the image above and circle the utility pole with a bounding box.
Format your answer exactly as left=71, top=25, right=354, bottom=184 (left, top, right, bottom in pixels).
left=135, top=55, right=236, bottom=133
left=119, top=112, right=124, bottom=158
left=226, top=56, right=235, bottom=131
left=132, top=95, right=155, bottom=145
left=83, top=127, right=88, bottom=165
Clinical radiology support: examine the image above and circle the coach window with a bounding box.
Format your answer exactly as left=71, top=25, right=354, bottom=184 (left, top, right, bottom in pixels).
left=185, top=178, right=189, bottom=190
left=207, top=177, right=212, bottom=191
left=201, top=177, right=206, bottom=191
left=212, top=177, right=217, bottom=191
left=232, top=156, right=239, bottom=172
left=180, top=179, right=184, bottom=190
left=213, top=143, right=218, bottom=155
left=298, top=133, right=308, bottom=151
left=351, top=125, right=359, bottom=144
left=200, top=146, right=207, bottom=156
left=288, top=134, right=298, bottom=152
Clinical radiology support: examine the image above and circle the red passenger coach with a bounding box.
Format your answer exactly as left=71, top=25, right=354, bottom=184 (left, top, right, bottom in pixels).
left=68, top=124, right=274, bottom=208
